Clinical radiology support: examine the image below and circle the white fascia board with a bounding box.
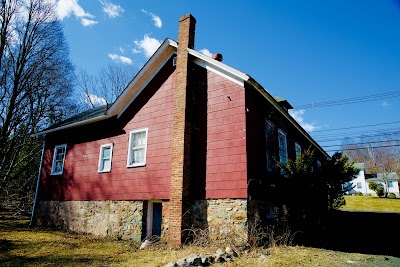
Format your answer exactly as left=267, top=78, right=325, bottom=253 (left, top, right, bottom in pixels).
left=189, top=48, right=249, bottom=87
left=31, top=115, right=107, bottom=137
left=247, top=78, right=329, bottom=158
left=116, top=50, right=176, bottom=118
left=107, top=39, right=178, bottom=117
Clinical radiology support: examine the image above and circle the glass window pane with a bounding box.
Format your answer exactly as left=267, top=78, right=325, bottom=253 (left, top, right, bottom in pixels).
left=103, top=158, right=111, bottom=170
left=129, top=130, right=147, bottom=166
left=103, top=147, right=111, bottom=158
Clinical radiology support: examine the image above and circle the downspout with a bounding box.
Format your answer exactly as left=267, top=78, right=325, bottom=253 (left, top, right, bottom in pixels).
left=29, top=138, right=46, bottom=226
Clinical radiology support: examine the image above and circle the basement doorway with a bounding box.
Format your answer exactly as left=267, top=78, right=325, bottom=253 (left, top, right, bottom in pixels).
left=147, top=201, right=162, bottom=239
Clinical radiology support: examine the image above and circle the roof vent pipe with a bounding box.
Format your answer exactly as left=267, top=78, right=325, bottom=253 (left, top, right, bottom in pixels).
left=212, top=53, right=223, bottom=62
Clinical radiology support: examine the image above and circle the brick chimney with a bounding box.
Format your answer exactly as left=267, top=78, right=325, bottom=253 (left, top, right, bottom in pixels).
left=169, top=14, right=196, bottom=246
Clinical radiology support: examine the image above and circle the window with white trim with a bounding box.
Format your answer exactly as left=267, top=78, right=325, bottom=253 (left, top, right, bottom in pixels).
left=98, top=143, right=114, bottom=172
left=388, top=180, right=393, bottom=188
left=357, top=182, right=362, bottom=189
left=278, top=129, right=288, bottom=166
left=295, top=142, right=301, bottom=159
left=127, top=128, right=148, bottom=167
left=51, top=144, right=67, bottom=175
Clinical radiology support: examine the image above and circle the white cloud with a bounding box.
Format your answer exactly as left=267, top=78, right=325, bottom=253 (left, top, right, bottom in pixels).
left=199, top=48, right=212, bottom=57
left=99, top=0, right=124, bottom=18
left=381, top=101, right=389, bottom=108
left=134, top=34, right=162, bottom=58
left=142, top=9, right=162, bottom=28
left=119, top=47, right=125, bottom=53
left=81, top=18, right=98, bottom=26
left=55, top=0, right=98, bottom=26
left=83, top=93, right=107, bottom=106
left=289, top=109, right=319, bottom=132
left=108, top=53, right=133, bottom=64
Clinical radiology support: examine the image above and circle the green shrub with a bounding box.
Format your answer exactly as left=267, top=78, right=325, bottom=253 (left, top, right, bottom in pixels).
left=376, top=186, right=384, bottom=197
left=388, top=193, right=397, bottom=199
left=369, top=182, right=385, bottom=197
left=354, top=191, right=363, bottom=196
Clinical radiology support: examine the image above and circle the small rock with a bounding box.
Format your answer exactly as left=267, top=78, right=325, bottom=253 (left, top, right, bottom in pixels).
left=176, top=259, right=188, bottom=266
left=163, top=262, right=178, bottom=267
left=192, top=257, right=203, bottom=266
left=225, top=246, right=238, bottom=257
left=260, top=253, right=268, bottom=260
left=216, top=248, right=225, bottom=257
left=215, top=256, right=226, bottom=263
left=203, top=255, right=215, bottom=264
left=139, top=239, right=151, bottom=250
left=186, top=254, right=202, bottom=266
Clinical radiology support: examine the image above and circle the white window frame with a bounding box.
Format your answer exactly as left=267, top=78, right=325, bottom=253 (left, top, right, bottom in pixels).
left=98, top=143, right=114, bottom=173
left=265, top=120, right=275, bottom=172
left=357, top=182, right=362, bottom=189
left=278, top=129, right=288, bottom=166
left=51, top=144, right=67, bottom=175
left=127, top=128, right=148, bottom=167
left=295, top=142, right=301, bottom=158
left=388, top=180, right=393, bottom=188
left=146, top=200, right=162, bottom=239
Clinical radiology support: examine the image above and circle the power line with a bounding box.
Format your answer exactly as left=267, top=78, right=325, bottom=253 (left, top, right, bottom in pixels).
left=321, top=139, right=400, bottom=148
left=325, top=144, right=400, bottom=153
left=314, top=129, right=400, bottom=143
left=312, top=127, right=400, bottom=139
left=294, top=90, right=400, bottom=109
left=311, top=120, right=400, bottom=133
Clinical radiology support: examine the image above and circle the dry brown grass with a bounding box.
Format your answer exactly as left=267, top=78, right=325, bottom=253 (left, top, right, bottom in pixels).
left=1, top=210, right=400, bottom=267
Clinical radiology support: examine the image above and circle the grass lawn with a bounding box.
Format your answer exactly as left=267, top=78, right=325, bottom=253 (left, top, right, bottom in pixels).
left=342, top=196, right=400, bottom=212
left=1, top=210, right=400, bottom=266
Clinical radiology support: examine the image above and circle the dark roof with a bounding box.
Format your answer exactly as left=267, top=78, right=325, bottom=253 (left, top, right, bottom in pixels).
left=44, top=105, right=107, bottom=131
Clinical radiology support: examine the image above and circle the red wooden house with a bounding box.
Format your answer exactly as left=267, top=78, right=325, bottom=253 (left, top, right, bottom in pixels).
left=32, top=14, right=328, bottom=245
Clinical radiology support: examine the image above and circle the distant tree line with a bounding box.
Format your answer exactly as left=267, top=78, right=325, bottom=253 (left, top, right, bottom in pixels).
left=342, top=131, right=400, bottom=197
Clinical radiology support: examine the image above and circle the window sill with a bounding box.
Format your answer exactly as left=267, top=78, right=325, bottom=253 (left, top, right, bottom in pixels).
left=127, top=163, right=146, bottom=168
left=51, top=172, right=63, bottom=176
left=98, top=170, right=111, bottom=173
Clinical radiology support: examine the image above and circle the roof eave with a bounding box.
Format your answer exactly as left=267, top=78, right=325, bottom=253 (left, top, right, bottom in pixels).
left=106, top=39, right=178, bottom=117
left=246, top=77, right=329, bottom=158
left=31, top=114, right=107, bottom=137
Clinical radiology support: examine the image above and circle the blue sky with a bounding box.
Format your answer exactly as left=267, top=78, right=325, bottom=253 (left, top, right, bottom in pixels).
left=54, top=0, right=400, bottom=154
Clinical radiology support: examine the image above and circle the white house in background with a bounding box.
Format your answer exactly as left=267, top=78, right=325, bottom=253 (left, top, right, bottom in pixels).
left=345, top=163, right=399, bottom=198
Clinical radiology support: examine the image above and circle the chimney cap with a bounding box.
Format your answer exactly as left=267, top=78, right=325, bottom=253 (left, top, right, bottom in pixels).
left=212, top=53, right=223, bottom=62
left=179, top=14, right=196, bottom=23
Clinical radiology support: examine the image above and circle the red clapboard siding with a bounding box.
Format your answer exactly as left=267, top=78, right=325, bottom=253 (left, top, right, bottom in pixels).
left=39, top=66, right=176, bottom=201
left=205, top=70, right=247, bottom=199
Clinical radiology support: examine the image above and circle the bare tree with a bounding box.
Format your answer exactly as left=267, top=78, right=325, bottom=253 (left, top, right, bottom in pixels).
left=0, top=0, right=74, bottom=206
left=343, top=131, right=400, bottom=196
left=75, top=62, right=137, bottom=109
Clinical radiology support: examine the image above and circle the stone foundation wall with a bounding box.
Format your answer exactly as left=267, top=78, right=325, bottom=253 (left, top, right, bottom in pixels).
left=191, top=199, right=248, bottom=245
left=34, top=200, right=143, bottom=242
left=161, top=201, right=169, bottom=240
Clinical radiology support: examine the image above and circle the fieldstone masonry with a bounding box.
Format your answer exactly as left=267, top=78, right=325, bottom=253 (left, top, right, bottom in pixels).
left=34, top=200, right=143, bottom=242
left=192, top=199, right=248, bottom=244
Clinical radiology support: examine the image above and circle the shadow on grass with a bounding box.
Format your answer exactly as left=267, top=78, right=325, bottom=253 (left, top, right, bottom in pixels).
left=323, top=210, right=400, bottom=257
left=0, top=211, right=126, bottom=267
left=1, top=253, right=116, bottom=267
left=0, top=236, right=122, bottom=267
